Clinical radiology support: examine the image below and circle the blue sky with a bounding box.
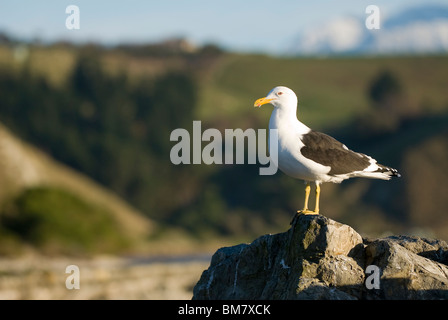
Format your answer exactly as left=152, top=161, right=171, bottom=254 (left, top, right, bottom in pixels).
left=0, top=0, right=445, bottom=53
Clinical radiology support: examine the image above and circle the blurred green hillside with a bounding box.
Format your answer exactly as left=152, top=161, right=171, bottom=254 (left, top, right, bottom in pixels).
left=0, top=38, right=447, bottom=256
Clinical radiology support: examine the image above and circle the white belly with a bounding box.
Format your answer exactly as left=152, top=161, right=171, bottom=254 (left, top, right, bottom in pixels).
left=277, top=142, right=331, bottom=182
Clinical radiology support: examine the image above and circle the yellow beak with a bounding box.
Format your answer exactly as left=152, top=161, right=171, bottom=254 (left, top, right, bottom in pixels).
left=254, top=97, right=274, bottom=108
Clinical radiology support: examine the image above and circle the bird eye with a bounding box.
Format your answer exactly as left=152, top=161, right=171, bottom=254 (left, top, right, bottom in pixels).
left=278, top=92, right=283, bottom=96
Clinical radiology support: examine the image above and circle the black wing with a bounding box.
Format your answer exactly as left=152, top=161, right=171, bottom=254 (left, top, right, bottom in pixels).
left=300, top=130, right=371, bottom=175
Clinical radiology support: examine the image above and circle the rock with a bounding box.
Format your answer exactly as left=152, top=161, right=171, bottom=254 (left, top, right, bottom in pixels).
left=365, top=238, right=448, bottom=299
left=193, top=214, right=448, bottom=300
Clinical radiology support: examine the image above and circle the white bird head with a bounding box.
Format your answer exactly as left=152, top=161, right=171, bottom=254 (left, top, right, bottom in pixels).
left=254, top=86, right=298, bottom=111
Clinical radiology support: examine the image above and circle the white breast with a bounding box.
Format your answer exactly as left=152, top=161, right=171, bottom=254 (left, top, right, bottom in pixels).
left=268, top=108, right=331, bottom=182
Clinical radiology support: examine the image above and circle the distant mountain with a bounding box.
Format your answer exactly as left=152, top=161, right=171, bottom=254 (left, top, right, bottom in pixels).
left=288, top=4, right=448, bottom=55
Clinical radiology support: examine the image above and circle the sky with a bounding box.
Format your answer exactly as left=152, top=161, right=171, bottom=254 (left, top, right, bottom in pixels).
left=0, top=0, right=445, bottom=54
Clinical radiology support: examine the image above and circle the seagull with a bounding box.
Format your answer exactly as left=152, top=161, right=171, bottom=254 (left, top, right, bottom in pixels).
left=254, top=86, right=400, bottom=215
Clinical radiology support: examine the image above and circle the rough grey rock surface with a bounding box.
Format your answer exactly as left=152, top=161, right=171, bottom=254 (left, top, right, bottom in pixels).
left=193, top=214, right=448, bottom=300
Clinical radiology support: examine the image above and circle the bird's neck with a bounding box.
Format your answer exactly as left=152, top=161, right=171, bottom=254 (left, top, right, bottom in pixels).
left=270, top=106, right=298, bottom=126
left=269, top=107, right=310, bottom=134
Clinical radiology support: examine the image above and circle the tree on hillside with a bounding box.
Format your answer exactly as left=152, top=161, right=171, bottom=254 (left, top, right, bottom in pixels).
left=356, top=69, right=408, bottom=136
left=369, top=70, right=402, bottom=105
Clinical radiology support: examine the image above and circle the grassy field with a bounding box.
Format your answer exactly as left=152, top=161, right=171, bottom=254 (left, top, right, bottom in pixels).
left=3, top=44, right=446, bottom=128
left=197, top=54, right=448, bottom=129
left=0, top=42, right=448, bottom=299
left=1, top=42, right=448, bottom=253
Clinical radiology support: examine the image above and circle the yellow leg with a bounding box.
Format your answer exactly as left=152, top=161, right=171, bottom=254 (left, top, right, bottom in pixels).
left=303, top=183, right=310, bottom=211
left=297, top=182, right=318, bottom=215
left=314, top=184, right=320, bottom=214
